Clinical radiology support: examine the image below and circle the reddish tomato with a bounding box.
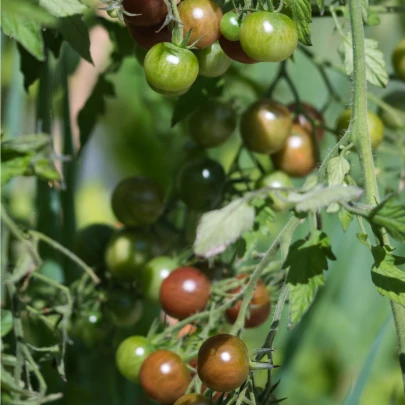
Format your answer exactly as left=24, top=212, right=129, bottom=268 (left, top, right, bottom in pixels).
left=272, top=124, right=317, bottom=177
left=178, top=0, right=223, bottom=49
left=122, top=0, right=168, bottom=26
left=127, top=22, right=171, bottom=50
left=226, top=274, right=271, bottom=328
left=219, top=36, right=257, bottom=64
left=160, top=267, right=211, bottom=319
left=288, top=102, right=325, bottom=141
left=139, top=350, right=190, bottom=404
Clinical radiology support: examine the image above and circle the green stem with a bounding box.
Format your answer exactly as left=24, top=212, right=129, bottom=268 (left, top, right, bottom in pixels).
left=170, top=0, right=183, bottom=45
left=348, top=0, right=405, bottom=394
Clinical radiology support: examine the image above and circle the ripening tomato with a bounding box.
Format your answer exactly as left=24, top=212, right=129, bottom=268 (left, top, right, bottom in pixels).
left=139, top=350, right=191, bottom=404
left=198, top=334, right=250, bottom=392
left=220, top=11, right=241, bottom=41
left=335, top=109, right=384, bottom=149
left=195, top=42, right=232, bottom=78
left=144, top=43, right=199, bottom=96
left=116, top=335, right=155, bottom=383
left=240, top=100, right=292, bottom=154
left=122, top=0, right=168, bottom=26
left=240, top=12, right=298, bottom=62
left=378, top=91, right=405, bottom=130
left=111, top=176, right=165, bottom=227
left=392, top=38, right=405, bottom=81
left=178, top=0, right=222, bottom=49
left=127, top=22, right=171, bottom=50
left=219, top=36, right=257, bottom=64
left=288, top=102, right=325, bottom=141
left=272, top=124, right=317, bottom=177
left=174, top=394, right=210, bottom=405
left=225, top=274, right=271, bottom=328
left=107, top=289, right=143, bottom=327
left=189, top=101, right=237, bottom=148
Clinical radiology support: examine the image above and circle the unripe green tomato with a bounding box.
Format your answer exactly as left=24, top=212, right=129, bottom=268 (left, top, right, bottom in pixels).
left=336, top=109, right=384, bottom=149
left=144, top=42, right=199, bottom=96
left=220, top=11, right=241, bottom=41
left=392, top=38, right=405, bottom=81
left=195, top=42, right=231, bottom=78
left=75, top=311, right=107, bottom=347
left=142, top=256, right=179, bottom=303
left=105, top=229, right=157, bottom=280
left=107, top=9, right=119, bottom=18
left=189, top=101, right=237, bottom=148
left=377, top=91, right=405, bottom=130
left=107, top=289, right=143, bottom=327
left=116, top=336, right=155, bottom=383
left=257, top=171, right=294, bottom=212
left=240, top=12, right=298, bottom=62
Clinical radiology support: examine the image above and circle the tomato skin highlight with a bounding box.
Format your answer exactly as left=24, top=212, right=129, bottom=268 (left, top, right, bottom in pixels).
left=240, top=12, right=298, bottom=62
left=144, top=42, right=199, bottom=97
left=122, top=0, right=168, bottom=27
left=127, top=22, right=171, bottom=50
left=139, top=350, right=191, bottom=404
left=195, top=42, right=232, bottom=78
left=219, top=36, right=257, bottom=64
left=220, top=11, right=241, bottom=42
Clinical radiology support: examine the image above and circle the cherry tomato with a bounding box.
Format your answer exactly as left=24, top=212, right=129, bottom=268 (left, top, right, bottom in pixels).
left=142, top=256, right=179, bottom=303
left=272, top=124, right=317, bottom=177
left=378, top=91, right=405, bottom=130
left=392, top=38, right=405, bottom=81
left=116, top=335, right=155, bottom=383
left=240, top=100, right=292, bottom=154
left=220, top=11, right=241, bottom=42
left=74, top=224, right=114, bottom=269
left=139, top=350, right=191, bottom=404
left=195, top=42, right=231, bottom=78
left=174, top=393, right=210, bottom=405
left=257, top=171, right=294, bottom=212
left=107, top=9, right=119, bottom=18
left=177, top=158, right=226, bottom=211
left=122, top=0, right=168, bottom=26
left=105, top=229, right=157, bottom=280
left=160, top=267, right=211, bottom=319
left=189, top=101, right=236, bottom=148
left=240, top=12, right=298, bottom=62
left=226, top=274, right=271, bottom=328
left=75, top=311, right=108, bottom=347
left=178, top=0, right=222, bottom=49
left=219, top=36, right=257, bottom=64
left=127, top=22, right=171, bottom=50
left=335, top=109, right=384, bottom=149
left=288, top=102, right=325, bottom=141
left=198, top=334, right=249, bottom=392
left=107, top=289, right=143, bottom=327
left=144, top=43, right=199, bottom=96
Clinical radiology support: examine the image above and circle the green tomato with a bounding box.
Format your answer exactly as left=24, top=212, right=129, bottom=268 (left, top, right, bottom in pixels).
left=107, top=289, right=143, bottom=327
left=142, top=256, right=179, bottom=303
left=116, top=336, right=155, bottom=383
left=336, top=109, right=384, bottom=149
left=144, top=42, right=199, bottom=96
left=177, top=158, right=226, bottom=211
left=107, top=9, right=119, bottom=18
left=257, top=171, right=294, bottom=212
left=195, top=42, right=231, bottom=78
left=105, top=229, right=157, bottom=280
left=378, top=91, right=405, bottom=130
left=74, top=311, right=108, bottom=347
left=220, top=11, right=241, bottom=42
left=240, top=12, right=298, bottom=62
left=189, top=101, right=237, bottom=148
left=392, top=38, right=405, bottom=81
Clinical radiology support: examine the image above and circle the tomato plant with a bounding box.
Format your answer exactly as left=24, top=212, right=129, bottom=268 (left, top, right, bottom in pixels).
left=220, top=11, right=241, bottom=42
left=392, top=38, right=405, bottom=81
left=195, top=42, right=232, bottom=78
left=127, top=23, right=171, bottom=50
left=219, top=36, right=257, bottom=64
left=121, top=0, right=168, bottom=26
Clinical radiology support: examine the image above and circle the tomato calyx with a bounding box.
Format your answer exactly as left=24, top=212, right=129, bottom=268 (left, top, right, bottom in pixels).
left=99, top=0, right=140, bottom=25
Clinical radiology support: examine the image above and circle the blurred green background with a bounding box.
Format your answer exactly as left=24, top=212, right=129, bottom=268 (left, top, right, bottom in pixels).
left=1, top=2, right=405, bottom=404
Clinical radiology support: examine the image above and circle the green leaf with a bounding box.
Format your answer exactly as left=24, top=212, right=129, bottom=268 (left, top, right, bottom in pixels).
left=1, top=133, right=51, bottom=154
left=357, top=232, right=370, bottom=246
left=371, top=246, right=405, bottom=306
left=339, top=208, right=353, bottom=232
left=290, top=0, right=312, bottom=46
left=193, top=198, right=255, bottom=258
left=316, top=0, right=324, bottom=14
left=1, top=310, right=13, bottom=337
left=287, top=185, right=363, bottom=212
left=339, top=34, right=388, bottom=88
left=1, top=154, right=33, bottom=185
left=1, top=0, right=56, bottom=25
left=18, top=44, right=43, bottom=90
left=327, top=156, right=350, bottom=185
left=39, top=0, right=86, bottom=17
left=361, top=0, right=369, bottom=23
left=78, top=75, right=115, bottom=152
left=57, top=15, right=93, bottom=63
left=286, top=231, right=335, bottom=325
left=33, top=158, right=60, bottom=181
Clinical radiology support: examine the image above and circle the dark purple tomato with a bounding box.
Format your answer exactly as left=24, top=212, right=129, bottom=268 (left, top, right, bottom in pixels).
left=219, top=36, right=257, bottom=64
left=122, top=0, right=168, bottom=26
left=127, top=22, right=171, bottom=50
left=288, top=102, right=325, bottom=141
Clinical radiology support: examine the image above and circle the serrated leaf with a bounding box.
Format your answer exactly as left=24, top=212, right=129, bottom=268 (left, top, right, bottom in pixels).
left=287, top=185, right=363, bottom=212
left=1, top=133, right=51, bottom=154
left=290, top=0, right=312, bottom=46
left=193, top=199, right=255, bottom=258
left=286, top=231, right=335, bottom=325
left=339, top=34, right=388, bottom=88
left=371, top=246, right=405, bottom=306
left=1, top=310, right=14, bottom=337
left=39, top=0, right=86, bottom=17
left=327, top=156, right=350, bottom=185
left=339, top=208, right=353, bottom=232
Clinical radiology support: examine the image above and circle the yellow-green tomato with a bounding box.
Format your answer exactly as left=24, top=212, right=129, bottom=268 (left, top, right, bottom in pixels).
left=336, top=109, right=384, bottom=149
left=378, top=91, right=405, bottom=130
left=392, top=38, right=405, bottom=81
left=257, top=171, right=294, bottom=212
left=142, top=256, right=179, bottom=303
left=240, top=12, right=298, bottom=62
left=195, top=42, right=231, bottom=78
left=116, top=336, right=155, bottom=383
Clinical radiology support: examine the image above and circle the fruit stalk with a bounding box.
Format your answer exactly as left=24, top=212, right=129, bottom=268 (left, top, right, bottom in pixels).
left=170, top=0, right=183, bottom=45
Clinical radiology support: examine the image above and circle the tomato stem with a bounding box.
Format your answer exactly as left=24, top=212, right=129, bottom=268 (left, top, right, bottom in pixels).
left=170, top=0, right=184, bottom=45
